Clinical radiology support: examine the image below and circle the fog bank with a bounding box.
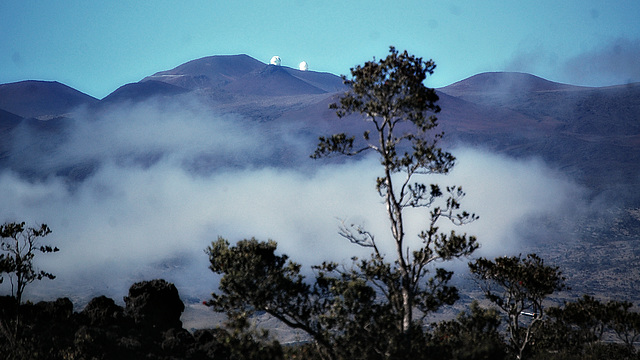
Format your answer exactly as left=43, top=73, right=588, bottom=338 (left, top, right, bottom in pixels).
left=0, top=98, right=589, bottom=305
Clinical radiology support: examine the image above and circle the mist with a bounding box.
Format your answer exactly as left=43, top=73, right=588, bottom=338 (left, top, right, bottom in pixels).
left=0, top=96, right=588, bottom=305
left=505, top=37, right=640, bottom=87
left=562, top=37, right=640, bottom=86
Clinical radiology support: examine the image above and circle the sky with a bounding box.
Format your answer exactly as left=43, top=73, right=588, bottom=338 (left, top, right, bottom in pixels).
left=2, top=0, right=640, bottom=99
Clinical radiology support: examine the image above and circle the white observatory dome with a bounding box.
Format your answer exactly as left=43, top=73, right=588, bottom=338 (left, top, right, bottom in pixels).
left=270, top=56, right=282, bottom=66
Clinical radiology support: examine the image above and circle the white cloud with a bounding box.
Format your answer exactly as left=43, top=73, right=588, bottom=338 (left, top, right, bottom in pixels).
left=505, top=37, right=640, bottom=87
left=561, top=37, right=640, bottom=86
left=0, top=98, right=588, bottom=304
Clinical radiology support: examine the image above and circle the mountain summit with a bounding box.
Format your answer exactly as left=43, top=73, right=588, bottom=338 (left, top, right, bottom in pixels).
left=0, top=80, right=99, bottom=119
left=141, top=54, right=266, bottom=90
left=139, top=54, right=345, bottom=97
left=440, top=72, right=585, bottom=96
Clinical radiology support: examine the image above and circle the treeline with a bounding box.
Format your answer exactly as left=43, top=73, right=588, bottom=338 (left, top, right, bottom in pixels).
left=0, top=279, right=282, bottom=360
left=204, top=237, right=640, bottom=360
left=0, top=252, right=638, bottom=360
left=0, top=222, right=639, bottom=359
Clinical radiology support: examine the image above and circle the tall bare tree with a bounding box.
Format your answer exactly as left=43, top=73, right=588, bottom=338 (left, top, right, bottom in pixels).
left=312, top=46, right=478, bottom=337
left=208, top=48, right=479, bottom=359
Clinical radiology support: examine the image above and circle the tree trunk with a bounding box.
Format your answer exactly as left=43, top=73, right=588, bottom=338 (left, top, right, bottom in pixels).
left=384, top=165, right=412, bottom=335
left=401, top=276, right=412, bottom=334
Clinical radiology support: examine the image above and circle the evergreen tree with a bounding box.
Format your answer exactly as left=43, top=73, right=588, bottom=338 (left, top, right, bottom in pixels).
left=469, top=253, right=565, bottom=359
left=208, top=47, right=479, bottom=359
left=313, top=45, right=478, bottom=339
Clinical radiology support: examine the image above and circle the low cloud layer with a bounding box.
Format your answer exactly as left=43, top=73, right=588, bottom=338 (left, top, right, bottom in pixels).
left=0, top=98, right=588, bottom=305
left=561, top=37, right=640, bottom=86
left=505, top=37, right=640, bottom=87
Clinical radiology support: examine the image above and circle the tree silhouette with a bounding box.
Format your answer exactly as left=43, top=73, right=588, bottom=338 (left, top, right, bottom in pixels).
left=0, top=221, right=58, bottom=346
left=208, top=48, right=479, bottom=359
left=313, top=46, right=478, bottom=338
left=469, top=253, right=565, bottom=359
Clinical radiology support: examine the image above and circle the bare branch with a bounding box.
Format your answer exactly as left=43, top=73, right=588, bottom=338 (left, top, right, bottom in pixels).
left=337, top=219, right=382, bottom=259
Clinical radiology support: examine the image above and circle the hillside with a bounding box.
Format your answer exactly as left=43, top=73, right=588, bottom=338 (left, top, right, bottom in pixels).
left=0, top=80, right=99, bottom=119
left=140, top=54, right=345, bottom=98
left=0, top=55, right=638, bottom=307
left=438, top=73, right=640, bottom=200
left=1, top=63, right=638, bottom=200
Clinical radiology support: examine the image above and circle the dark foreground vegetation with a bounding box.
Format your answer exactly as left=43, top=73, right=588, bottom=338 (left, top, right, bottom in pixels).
left=0, top=276, right=638, bottom=360
left=0, top=279, right=284, bottom=360
left=0, top=220, right=637, bottom=359
left=205, top=238, right=640, bottom=360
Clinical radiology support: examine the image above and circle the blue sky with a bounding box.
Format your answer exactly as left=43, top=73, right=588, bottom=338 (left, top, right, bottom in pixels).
left=2, top=0, right=639, bottom=99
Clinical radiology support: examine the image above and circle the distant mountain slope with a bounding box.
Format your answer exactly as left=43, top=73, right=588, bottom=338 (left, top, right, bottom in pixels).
left=438, top=73, right=640, bottom=198
left=0, top=108, right=22, bottom=128
left=224, top=65, right=328, bottom=96
left=139, top=54, right=345, bottom=97
left=439, top=72, right=640, bottom=150
left=141, top=54, right=265, bottom=90
left=102, top=80, right=191, bottom=104
left=440, top=72, right=587, bottom=95
left=0, top=57, right=638, bottom=202
left=0, top=109, right=22, bottom=163
left=0, top=80, right=99, bottom=118
left=281, top=67, right=346, bottom=93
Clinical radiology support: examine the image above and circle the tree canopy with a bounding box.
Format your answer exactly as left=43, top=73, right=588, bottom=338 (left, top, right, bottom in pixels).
left=0, top=222, right=58, bottom=305
left=207, top=47, right=479, bottom=359
left=313, top=46, right=478, bottom=337
left=469, top=253, right=566, bottom=359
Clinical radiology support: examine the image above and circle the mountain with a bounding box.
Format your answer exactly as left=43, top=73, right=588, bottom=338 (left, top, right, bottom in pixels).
left=1, top=60, right=638, bottom=199
left=440, top=72, right=586, bottom=95
left=141, top=54, right=266, bottom=90
left=0, top=80, right=99, bottom=119
left=1, top=55, right=639, bottom=303
left=140, top=54, right=346, bottom=98
left=437, top=73, right=640, bottom=198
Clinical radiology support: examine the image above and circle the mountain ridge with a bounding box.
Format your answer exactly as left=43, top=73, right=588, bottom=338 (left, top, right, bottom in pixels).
left=0, top=54, right=638, bottom=200
left=2, top=55, right=627, bottom=115
left=0, top=53, right=639, bottom=306
left=439, top=71, right=592, bottom=95
left=0, top=80, right=99, bottom=119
